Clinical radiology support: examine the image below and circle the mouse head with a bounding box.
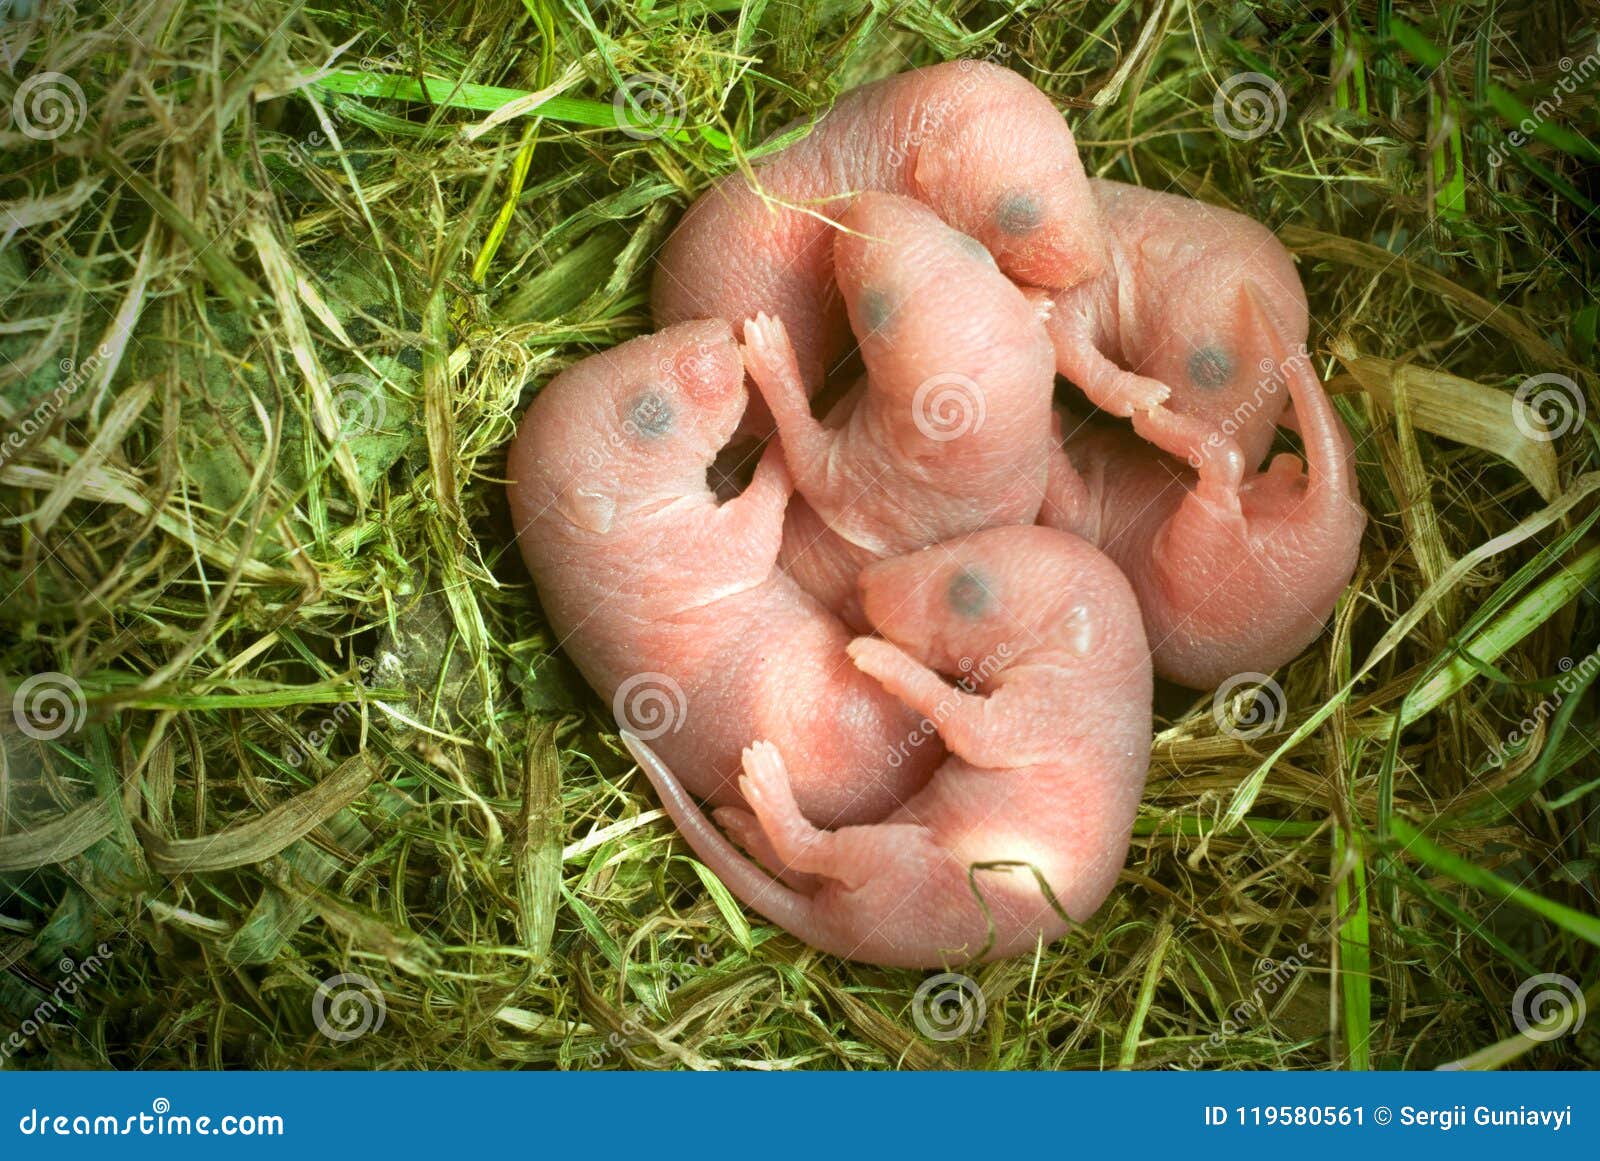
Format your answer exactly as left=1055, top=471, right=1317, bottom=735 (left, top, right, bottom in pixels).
left=507, top=320, right=746, bottom=535
left=1134, top=223, right=1310, bottom=469
left=857, top=526, right=1079, bottom=680
left=910, top=61, right=1106, bottom=292
left=834, top=192, right=1053, bottom=450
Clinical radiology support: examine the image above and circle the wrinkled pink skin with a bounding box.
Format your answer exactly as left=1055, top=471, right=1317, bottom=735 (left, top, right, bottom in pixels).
left=653, top=60, right=1105, bottom=431
left=505, top=320, right=940, bottom=827
left=1042, top=288, right=1365, bottom=689
left=1046, top=180, right=1310, bottom=490
left=627, top=524, right=1152, bottom=968
left=749, top=193, right=1058, bottom=629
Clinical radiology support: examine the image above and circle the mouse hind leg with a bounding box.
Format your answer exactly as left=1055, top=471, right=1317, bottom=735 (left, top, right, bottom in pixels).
left=738, top=741, right=945, bottom=893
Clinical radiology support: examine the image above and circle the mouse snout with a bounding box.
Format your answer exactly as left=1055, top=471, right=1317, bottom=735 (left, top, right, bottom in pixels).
left=648, top=319, right=746, bottom=441
left=656, top=319, right=740, bottom=400
left=979, top=175, right=1107, bottom=290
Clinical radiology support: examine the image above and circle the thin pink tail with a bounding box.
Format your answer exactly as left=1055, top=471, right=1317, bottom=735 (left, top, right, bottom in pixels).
left=1244, top=281, right=1359, bottom=522
left=621, top=732, right=820, bottom=938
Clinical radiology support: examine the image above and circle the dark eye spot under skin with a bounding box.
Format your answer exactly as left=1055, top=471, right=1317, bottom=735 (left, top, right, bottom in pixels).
left=946, top=567, right=994, bottom=619
left=1187, top=346, right=1234, bottom=390
left=996, top=191, right=1043, bottom=236
left=858, top=288, right=895, bottom=334
left=624, top=389, right=674, bottom=438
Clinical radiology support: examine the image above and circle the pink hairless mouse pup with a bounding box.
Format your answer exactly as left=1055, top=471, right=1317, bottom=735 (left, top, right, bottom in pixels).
left=626, top=524, right=1152, bottom=968
left=1044, top=179, right=1312, bottom=501
left=1044, top=288, right=1365, bottom=689
left=746, top=192, right=1058, bottom=629
left=653, top=60, right=1104, bottom=427
left=505, top=319, right=941, bottom=828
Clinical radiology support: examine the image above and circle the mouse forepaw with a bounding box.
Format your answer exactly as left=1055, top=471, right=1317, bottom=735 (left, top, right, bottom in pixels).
left=1099, top=368, right=1171, bottom=416
left=1131, top=404, right=1247, bottom=497
left=740, top=314, right=799, bottom=391
left=846, top=636, right=917, bottom=688
left=848, top=636, right=969, bottom=727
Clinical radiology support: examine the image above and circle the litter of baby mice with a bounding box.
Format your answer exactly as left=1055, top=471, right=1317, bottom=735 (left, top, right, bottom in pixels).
left=507, top=64, right=1366, bottom=968
left=651, top=59, right=1104, bottom=434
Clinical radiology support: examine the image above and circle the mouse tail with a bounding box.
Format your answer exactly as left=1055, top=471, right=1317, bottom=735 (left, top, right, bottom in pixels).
left=1243, top=280, right=1359, bottom=522
left=621, top=731, right=822, bottom=940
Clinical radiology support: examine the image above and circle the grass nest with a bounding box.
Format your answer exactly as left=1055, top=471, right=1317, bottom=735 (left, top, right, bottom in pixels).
left=2, top=0, right=1597, bottom=1071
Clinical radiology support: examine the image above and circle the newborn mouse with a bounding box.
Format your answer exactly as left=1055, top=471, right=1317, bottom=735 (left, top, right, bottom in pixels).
left=1045, top=179, right=1311, bottom=498
left=505, top=319, right=941, bottom=828
left=626, top=524, right=1152, bottom=968
left=1043, top=287, right=1365, bottom=689
left=653, top=60, right=1105, bottom=430
left=746, top=192, right=1059, bottom=629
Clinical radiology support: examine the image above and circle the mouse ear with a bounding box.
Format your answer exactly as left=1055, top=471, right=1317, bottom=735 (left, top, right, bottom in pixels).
left=555, top=482, right=617, bottom=535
